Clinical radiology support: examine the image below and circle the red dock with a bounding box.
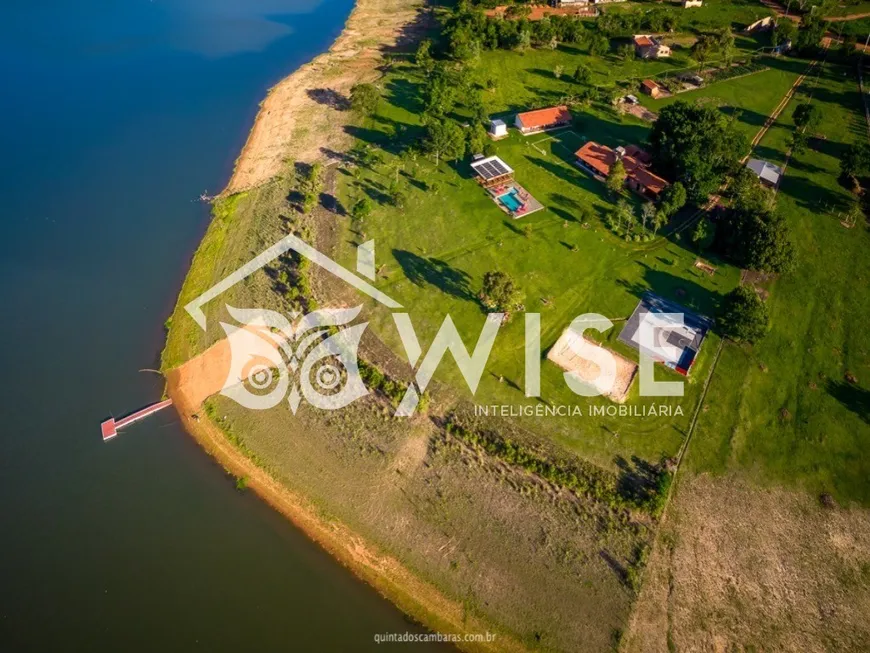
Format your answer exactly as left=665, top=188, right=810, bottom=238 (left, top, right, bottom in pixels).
left=101, top=399, right=173, bottom=442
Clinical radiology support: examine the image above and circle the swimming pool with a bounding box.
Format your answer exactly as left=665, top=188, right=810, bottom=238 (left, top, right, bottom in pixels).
left=498, top=188, right=522, bottom=212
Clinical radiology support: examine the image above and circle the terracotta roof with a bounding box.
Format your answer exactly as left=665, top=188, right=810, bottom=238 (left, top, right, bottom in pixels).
left=625, top=145, right=653, bottom=165
left=575, top=141, right=616, bottom=177
left=629, top=165, right=669, bottom=196
left=642, top=79, right=661, bottom=91
left=516, top=105, right=571, bottom=130
left=575, top=141, right=669, bottom=195
left=634, top=35, right=655, bottom=47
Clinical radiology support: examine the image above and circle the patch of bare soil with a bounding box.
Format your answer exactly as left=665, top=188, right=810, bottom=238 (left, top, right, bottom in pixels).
left=624, top=474, right=870, bottom=652
left=225, top=0, right=428, bottom=194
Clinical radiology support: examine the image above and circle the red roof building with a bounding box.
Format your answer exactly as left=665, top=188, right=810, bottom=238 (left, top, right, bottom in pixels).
left=575, top=141, right=669, bottom=200
left=514, top=105, right=572, bottom=135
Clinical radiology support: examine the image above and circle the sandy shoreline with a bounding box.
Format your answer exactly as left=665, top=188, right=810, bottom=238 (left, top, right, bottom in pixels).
left=166, top=0, right=524, bottom=648
left=224, top=0, right=428, bottom=194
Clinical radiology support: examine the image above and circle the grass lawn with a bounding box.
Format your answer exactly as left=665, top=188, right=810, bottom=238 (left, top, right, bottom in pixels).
left=641, top=55, right=807, bottom=140
left=334, top=55, right=742, bottom=471
left=609, top=0, right=774, bottom=32
left=687, top=61, right=870, bottom=506
left=462, top=27, right=771, bottom=115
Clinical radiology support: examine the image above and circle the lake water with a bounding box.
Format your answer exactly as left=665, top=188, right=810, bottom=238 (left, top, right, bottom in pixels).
left=0, top=1, right=445, bottom=650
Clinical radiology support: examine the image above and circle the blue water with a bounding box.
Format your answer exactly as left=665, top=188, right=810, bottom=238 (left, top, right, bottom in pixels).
left=499, top=188, right=522, bottom=212
left=0, top=2, right=444, bottom=651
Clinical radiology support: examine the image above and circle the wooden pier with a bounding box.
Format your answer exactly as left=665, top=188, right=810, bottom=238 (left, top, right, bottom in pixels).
left=101, top=399, right=173, bottom=441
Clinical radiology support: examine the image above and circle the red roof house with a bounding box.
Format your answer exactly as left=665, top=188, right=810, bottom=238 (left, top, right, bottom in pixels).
left=514, top=105, right=572, bottom=135
left=575, top=141, right=669, bottom=200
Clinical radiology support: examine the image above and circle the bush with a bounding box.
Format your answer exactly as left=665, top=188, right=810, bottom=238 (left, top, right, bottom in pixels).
left=719, top=285, right=770, bottom=343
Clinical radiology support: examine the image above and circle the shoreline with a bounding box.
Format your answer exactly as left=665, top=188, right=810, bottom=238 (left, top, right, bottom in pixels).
left=167, top=359, right=509, bottom=651
left=164, top=0, right=525, bottom=648
left=224, top=0, right=428, bottom=195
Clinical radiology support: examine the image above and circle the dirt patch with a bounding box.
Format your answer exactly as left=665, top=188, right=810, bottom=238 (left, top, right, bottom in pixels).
left=547, top=328, right=637, bottom=403
left=225, top=0, right=429, bottom=194
left=624, top=473, right=870, bottom=652
left=622, top=103, right=657, bottom=122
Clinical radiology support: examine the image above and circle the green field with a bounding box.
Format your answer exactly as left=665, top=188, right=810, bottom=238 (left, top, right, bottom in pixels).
left=641, top=56, right=806, bottom=139
left=332, top=50, right=748, bottom=471
left=687, top=59, right=870, bottom=505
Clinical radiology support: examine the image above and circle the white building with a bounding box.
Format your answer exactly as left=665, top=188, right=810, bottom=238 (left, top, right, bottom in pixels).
left=489, top=119, right=508, bottom=139
left=746, top=158, right=783, bottom=188
left=683, top=0, right=703, bottom=7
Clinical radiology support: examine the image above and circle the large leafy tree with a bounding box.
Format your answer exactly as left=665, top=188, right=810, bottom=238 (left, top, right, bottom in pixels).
left=648, top=100, right=747, bottom=202
left=793, top=102, right=822, bottom=133
left=479, top=270, right=523, bottom=314
left=841, top=142, right=870, bottom=181
left=424, top=121, right=466, bottom=165
left=350, top=83, right=380, bottom=115
left=717, top=169, right=795, bottom=273
left=719, top=286, right=769, bottom=343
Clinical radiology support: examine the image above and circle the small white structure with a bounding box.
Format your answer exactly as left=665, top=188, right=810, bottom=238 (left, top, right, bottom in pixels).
left=624, top=94, right=639, bottom=105
left=746, top=158, right=783, bottom=188
left=489, top=118, right=508, bottom=139
left=683, top=0, right=703, bottom=7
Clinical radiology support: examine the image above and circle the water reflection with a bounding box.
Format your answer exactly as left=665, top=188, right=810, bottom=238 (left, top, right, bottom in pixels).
left=4, top=0, right=326, bottom=59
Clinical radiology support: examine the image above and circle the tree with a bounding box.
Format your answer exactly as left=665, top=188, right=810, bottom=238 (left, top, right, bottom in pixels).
left=841, top=142, right=870, bottom=181
left=795, top=15, right=826, bottom=55
left=659, top=181, right=687, bottom=217
left=773, top=19, right=797, bottom=48
left=424, top=121, right=466, bottom=165
left=479, top=270, right=522, bottom=314
left=719, top=286, right=769, bottom=343
left=793, top=102, right=822, bottom=133
left=607, top=158, right=627, bottom=195
left=716, top=27, right=735, bottom=66
left=554, top=64, right=565, bottom=80
left=612, top=198, right=635, bottom=231
left=692, top=35, right=715, bottom=71
left=641, top=202, right=656, bottom=231
left=717, top=170, right=794, bottom=273
left=467, top=122, right=488, bottom=156
left=618, top=43, right=635, bottom=62
left=588, top=33, right=610, bottom=57
left=652, top=210, right=669, bottom=237
left=573, top=63, right=592, bottom=85
left=843, top=198, right=864, bottom=228
left=692, top=218, right=713, bottom=249
left=649, top=101, right=747, bottom=202
left=415, top=38, right=434, bottom=72
left=350, top=83, right=380, bottom=115
left=351, top=197, right=373, bottom=222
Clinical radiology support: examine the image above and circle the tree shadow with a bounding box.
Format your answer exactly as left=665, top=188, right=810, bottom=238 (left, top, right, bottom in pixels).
left=306, top=88, right=350, bottom=111
left=614, top=455, right=661, bottom=507
left=319, top=192, right=345, bottom=216
left=617, top=263, right=724, bottom=318
left=392, top=249, right=476, bottom=302
left=827, top=380, right=870, bottom=425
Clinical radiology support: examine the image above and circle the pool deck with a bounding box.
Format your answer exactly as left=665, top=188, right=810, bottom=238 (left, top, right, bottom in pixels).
left=486, top=182, right=544, bottom=219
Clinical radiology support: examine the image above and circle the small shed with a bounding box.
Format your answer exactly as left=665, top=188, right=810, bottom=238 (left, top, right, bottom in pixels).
left=746, top=158, right=783, bottom=188
left=489, top=119, right=508, bottom=139
left=641, top=79, right=664, bottom=98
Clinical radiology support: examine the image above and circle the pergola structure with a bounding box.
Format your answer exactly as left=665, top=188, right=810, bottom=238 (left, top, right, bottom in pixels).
left=470, top=155, right=514, bottom=189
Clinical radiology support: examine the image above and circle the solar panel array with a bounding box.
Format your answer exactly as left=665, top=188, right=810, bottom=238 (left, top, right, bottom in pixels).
left=473, top=158, right=511, bottom=180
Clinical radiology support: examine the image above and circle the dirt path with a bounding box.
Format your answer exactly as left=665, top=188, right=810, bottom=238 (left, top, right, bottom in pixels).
left=225, top=0, right=428, bottom=195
